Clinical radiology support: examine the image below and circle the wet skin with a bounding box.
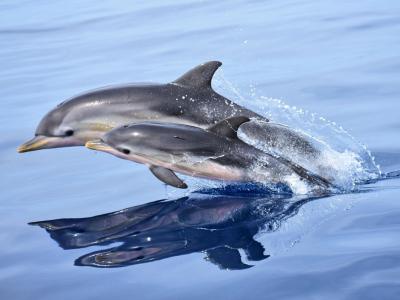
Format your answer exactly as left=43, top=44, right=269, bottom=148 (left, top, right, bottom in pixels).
left=17, top=61, right=330, bottom=187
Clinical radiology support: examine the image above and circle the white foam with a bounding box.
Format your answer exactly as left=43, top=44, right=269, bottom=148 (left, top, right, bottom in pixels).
left=283, top=173, right=310, bottom=195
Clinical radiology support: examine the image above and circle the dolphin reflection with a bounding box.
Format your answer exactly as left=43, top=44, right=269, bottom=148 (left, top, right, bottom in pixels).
left=30, top=191, right=323, bottom=270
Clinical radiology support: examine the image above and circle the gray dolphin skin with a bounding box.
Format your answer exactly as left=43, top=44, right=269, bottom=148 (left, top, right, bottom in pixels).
left=85, top=116, right=331, bottom=192
left=18, top=61, right=263, bottom=153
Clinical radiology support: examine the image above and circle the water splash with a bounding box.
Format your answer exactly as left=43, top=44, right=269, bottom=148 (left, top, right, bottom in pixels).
left=213, top=73, right=381, bottom=193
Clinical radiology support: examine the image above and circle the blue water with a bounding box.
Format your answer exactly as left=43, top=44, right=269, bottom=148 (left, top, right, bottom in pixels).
left=1, top=0, right=400, bottom=299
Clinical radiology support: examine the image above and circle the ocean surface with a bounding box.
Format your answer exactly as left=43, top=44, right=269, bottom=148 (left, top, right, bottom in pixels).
left=1, top=0, right=400, bottom=299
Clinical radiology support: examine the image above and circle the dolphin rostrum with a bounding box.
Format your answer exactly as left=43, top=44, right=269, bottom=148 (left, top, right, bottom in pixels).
left=17, top=61, right=263, bottom=153
left=85, top=116, right=331, bottom=193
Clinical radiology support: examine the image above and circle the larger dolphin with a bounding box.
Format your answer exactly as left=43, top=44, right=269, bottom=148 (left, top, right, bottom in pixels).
left=18, top=61, right=264, bottom=152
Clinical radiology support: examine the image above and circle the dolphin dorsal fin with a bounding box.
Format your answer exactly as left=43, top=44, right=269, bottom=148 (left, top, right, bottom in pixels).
left=208, top=116, right=250, bottom=139
left=172, top=61, right=222, bottom=89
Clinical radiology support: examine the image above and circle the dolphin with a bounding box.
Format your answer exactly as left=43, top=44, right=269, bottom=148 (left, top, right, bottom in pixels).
left=85, top=116, right=331, bottom=193
left=17, top=61, right=263, bottom=153
left=17, top=61, right=333, bottom=183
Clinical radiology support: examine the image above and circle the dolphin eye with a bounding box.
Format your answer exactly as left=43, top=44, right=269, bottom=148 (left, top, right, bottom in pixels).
left=118, top=148, right=131, bottom=155
left=65, top=130, right=74, bottom=136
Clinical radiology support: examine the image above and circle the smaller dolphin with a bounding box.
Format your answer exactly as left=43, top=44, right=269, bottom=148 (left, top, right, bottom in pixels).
left=85, top=116, right=331, bottom=193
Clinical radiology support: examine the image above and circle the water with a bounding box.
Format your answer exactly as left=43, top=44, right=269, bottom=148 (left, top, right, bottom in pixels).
left=1, top=0, right=400, bottom=299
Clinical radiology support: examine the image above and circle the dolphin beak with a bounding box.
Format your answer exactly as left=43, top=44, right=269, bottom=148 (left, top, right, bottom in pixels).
left=17, top=136, right=53, bottom=153
left=85, top=140, right=114, bottom=152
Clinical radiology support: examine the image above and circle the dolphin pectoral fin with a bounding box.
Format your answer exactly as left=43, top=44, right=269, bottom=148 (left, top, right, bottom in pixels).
left=172, top=61, right=222, bottom=89
left=207, top=116, right=251, bottom=139
left=149, top=166, right=188, bottom=189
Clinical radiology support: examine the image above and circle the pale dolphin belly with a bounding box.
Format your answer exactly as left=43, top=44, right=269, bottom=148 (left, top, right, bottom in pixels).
left=167, top=159, right=246, bottom=182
